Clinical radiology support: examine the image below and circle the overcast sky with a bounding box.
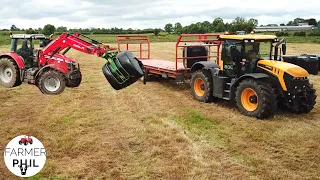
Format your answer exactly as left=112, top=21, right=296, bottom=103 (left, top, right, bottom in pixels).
left=0, top=0, right=319, bottom=30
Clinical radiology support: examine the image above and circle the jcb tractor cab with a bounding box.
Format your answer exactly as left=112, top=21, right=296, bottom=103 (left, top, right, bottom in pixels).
left=191, top=33, right=316, bottom=119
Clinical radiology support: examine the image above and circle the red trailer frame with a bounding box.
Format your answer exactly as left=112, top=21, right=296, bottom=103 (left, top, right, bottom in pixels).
left=116, top=34, right=222, bottom=79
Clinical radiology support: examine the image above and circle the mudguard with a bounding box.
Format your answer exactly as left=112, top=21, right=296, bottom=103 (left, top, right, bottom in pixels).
left=191, top=61, right=220, bottom=72
left=0, top=53, right=25, bottom=69
left=232, top=73, right=270, bottom=89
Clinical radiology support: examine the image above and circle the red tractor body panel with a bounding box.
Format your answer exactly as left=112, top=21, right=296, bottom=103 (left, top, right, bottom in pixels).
left=0, top=52, right=25, bottom=69
left=41, top=53, right=77, bottom=73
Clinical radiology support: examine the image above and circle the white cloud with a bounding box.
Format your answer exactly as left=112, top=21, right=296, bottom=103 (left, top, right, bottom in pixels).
left=0, top=0, right=319, bottom=29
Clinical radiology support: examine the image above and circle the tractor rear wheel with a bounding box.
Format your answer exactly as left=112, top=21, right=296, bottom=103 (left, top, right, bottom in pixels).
left=24, top=141, right=28, bottom=146
left=0, top=57, right=21, bottom=88
left=37, top=70, right=66, bottom=95
left=191, top=69, right=213, bottom=102
left=236, top=79, right=277, bottom=119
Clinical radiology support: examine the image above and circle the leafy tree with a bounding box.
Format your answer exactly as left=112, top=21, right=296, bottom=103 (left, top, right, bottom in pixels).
left=174, top=22, right=183, bottom=34
left=229, top=17, right=246, bottom=32
left=287, top=21, right=294, bottom=26
left=201, top=21, right=211, bottom=32
left=212, top=18, right=223, bottom=27
left=306, top=18, right=317, bottom=26
left=280, top=23, right=286, bottom=26
left=154, top=28, right=161, bottom=36
left=215, top=22, right=225, bottom=32
left=293, top=18, right=305, bottom=25
left=10, top=25, right=18, bottom=31
left=248, top=18, right=258, bottom=26
left=26, top=28, right=38, bottom=34
left=56, top=26, right=68, bottom=32
left=164, top=23, right=173, bottom=34
left=212, top=17, right=224, bottom=32
left=42, top=24, right=56, bottom=35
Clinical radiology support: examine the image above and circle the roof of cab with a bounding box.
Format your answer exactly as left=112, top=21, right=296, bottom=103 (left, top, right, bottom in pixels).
left=219, top=34, right=277, bottom=40
left=10, top=34, right=48, bottom=39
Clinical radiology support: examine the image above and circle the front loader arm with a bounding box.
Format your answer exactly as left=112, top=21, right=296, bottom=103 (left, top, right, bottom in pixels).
left=40, top=32, right=109, bottom=59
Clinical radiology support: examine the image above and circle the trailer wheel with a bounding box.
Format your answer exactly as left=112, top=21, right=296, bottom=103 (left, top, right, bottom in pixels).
left=37, top=70, right=66, bottom=95
left=236, top=79, right=277, bottom=119
left=30, top=139, right=33, bottom=145
left=191, top=69, right=213, bottom=102
left=0, top=57, right=21, bottom=88
left=66, top=73, right=82, bottom=88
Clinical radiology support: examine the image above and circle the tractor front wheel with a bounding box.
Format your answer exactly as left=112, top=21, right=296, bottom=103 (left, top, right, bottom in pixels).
left=66, top=73, right=82, bottom=88
left=30, top=139, right=33, bottom=145
left=236, top=79, right=277, bottom=119
left=19, top=141, right=22, bottom=145
left=37, top=70, right=66, bottom=95
left=0, top=58, right=21, bottom=88
left=191, top=69, right=213, bottom=102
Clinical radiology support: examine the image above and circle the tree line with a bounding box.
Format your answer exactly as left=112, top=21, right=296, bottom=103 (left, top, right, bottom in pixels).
left=3, top=17, right=319, bottom=36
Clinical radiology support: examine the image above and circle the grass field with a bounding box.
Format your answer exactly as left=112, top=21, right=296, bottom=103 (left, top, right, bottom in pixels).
left=0, top=43, right=319, bottom=179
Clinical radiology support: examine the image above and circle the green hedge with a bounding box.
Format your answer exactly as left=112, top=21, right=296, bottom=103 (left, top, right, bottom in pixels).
left=308, top=31, right=320, bottom=36
left=293, top=31, right=306, bottom=36
left=275, top=32, right=289, bottom=36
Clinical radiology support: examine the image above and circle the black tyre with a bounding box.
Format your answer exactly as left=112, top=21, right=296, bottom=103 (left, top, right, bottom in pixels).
left=236, top=79, right=277, bottom=119
left=66, top=73, right=82, bottom=88
left=116, top=50, right=144, bottom=77
left=37, top=70, right=66, bottom=95
left=19, top=141, right=22, bottom=145
left=30, top=139, right=33, bottom=144
left=24, top=141, right=28, bottom=146
left=191, top=69, right=213, bottom=102
left=0, top=57, right=22, bottom=88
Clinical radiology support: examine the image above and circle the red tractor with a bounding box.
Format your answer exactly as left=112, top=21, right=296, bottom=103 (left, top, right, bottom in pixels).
left=0, top=32, right=144, bottom=94
left=19, top=136, right=33, bottom=145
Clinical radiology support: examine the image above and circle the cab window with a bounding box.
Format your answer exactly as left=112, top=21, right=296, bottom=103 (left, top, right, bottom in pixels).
left=221, top=39, right=242, bottom=75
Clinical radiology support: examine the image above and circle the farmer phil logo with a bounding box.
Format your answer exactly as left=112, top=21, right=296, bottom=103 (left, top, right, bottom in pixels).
left=3, top=135, right=46, bottom=177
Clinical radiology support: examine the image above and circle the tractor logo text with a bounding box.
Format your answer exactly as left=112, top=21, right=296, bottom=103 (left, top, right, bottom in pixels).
left=73, top=44, right=85, bottom=50
left=3, top=135, right=46, bottom=177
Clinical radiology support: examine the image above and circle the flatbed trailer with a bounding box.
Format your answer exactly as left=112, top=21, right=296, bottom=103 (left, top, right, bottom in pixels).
left=116, top=34, right=222, bottom=80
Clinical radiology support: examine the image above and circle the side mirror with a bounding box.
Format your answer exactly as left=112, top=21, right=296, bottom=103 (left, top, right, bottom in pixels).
left=282, top=43, right=286, bottom=55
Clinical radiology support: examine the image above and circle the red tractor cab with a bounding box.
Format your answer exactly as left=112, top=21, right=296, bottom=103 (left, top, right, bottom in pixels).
left=19, top=136, right=33, bottom=145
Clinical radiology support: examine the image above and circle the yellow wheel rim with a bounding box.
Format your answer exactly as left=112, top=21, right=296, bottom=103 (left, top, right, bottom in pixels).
left=241, top=88, right=258, bottom=112
left=194, top=78, right=205, bottom=97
